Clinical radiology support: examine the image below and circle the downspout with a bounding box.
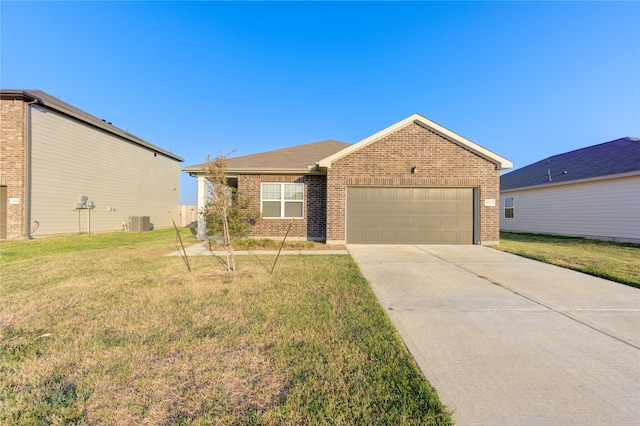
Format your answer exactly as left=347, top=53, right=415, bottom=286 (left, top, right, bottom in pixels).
left=196, top=174, right=207, bottom=240
left=24, top=94, right=39, bottom=237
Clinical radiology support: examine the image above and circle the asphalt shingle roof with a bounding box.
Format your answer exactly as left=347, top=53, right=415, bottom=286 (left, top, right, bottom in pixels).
left=0, top=89, right=184, bottom=162
left=184, top=140, right=351, bottom=173
left=500, top=137, right=640, bottom=191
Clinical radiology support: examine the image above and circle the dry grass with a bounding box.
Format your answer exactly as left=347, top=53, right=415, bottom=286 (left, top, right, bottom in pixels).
left=1, top=229, right=450, bottom=424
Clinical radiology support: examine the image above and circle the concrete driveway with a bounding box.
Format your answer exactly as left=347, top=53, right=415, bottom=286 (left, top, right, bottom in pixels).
left=348, top=244, right=640, bottom=425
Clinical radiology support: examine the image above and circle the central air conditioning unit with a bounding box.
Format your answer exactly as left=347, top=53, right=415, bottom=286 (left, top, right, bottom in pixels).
left=129, top=216, right=150, bottom=232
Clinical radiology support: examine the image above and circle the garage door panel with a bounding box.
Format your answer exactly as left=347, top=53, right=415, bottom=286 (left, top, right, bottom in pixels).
left=411, top=232, right=428, bottom=243
left=412, top=202, right=427, bottom=214
left=396, top=188, right=411, bottom=198
left=442, top=203, right=459, bottom=214
left=458, top=204, right=473, bottom=215
left=458, top=217, right=473, bottom=230
left=362, top=231, right=380, bottom=242
left=378, top=216, right=394, bottom=227
left=379, top=187, right=395, bottom=198
left=395, top=231, right=412, bottom=243
left=378, top=231, right=394, bottom=243
left=379, top=203, right=395, bottom=214
left=350, top=202, right=365, bottom=214
left=396, top=202, right=411, bottom=214
left=427, top=217, right=442, bottom=228
left=442, top=217, right=457, bottom=228
left=349, top=217, right=361, bottom=229
left=444, top=190, right=460, bottom=200
left=412, top=216, right=428, bottom=229
left=412, top=189, right=427, bottom=200
left=427, top=188, right=441, bottom=200
left=396, top=216, right=410, bottom=228
left=427, top=231, right=442, bottom=243
left=347, top=187, right=474, bottom=244
left=350, top=187, right=365, bottom=200
left=427, top=203, right=442, bottom=214
left=363, top=216, right=380, bottom=227
left=365, top=202, right=379, bottom=213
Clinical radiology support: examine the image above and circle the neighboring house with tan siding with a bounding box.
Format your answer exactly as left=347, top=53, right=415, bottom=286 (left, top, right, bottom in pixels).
left=500, top=137, right=640, bottom=244
left=0, top=89, right=183, bottom=239
left=184, top=113, right=512, bottom=245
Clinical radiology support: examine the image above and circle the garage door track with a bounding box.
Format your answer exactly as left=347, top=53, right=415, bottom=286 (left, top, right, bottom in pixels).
left=348, top=244, right=640, bottom=425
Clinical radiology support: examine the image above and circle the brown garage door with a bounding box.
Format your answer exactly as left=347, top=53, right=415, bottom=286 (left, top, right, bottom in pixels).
left=347, top=187, right=474, bottom=244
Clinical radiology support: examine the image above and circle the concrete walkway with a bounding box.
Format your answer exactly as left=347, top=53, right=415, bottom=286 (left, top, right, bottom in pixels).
left=348, top=244, right=640, bottom=425
left=166, top=241, right=349, bottom=256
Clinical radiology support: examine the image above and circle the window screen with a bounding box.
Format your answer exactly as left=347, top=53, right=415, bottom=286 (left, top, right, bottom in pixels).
left=261, top=183, right=304, bottom=218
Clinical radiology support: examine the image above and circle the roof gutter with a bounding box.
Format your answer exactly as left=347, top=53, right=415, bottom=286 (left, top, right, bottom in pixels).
left=182, top=167, right=325, bottom=176
left=23, top=94, right=41, bottom=236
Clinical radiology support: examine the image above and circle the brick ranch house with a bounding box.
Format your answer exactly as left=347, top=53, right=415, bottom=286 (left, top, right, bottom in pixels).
left=184, top=114, right=513, bottom=245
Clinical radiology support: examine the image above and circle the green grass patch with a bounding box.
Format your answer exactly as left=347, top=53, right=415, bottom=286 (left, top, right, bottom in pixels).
left=497, top=232, right=640, bottom=288
left=1, top=230, right=450, bottom=424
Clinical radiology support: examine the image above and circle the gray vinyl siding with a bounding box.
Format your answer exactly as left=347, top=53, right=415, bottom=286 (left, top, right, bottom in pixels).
left=500, top=175, right=640, bottom=243
left=30, top=106, right=180, bottom=235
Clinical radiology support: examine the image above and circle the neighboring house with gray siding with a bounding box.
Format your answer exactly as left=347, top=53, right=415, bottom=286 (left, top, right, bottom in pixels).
left=0, top=89, right=183, bottom=239
left=184, top=113, right=512, bottom=245
left=500, top=137, right=640, bottom=243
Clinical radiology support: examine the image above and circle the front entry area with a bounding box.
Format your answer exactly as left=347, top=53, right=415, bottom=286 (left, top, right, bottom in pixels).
left=346, top=187, right=474, bottom=244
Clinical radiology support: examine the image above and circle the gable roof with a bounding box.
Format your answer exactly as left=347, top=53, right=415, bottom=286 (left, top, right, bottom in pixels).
left=1, top=89, right=184, bottom=162
left=182, top=140, right=351, bottom=175
left=318, top=113, right=513, bottom=170
left=501, top=137, right=640, bottom=191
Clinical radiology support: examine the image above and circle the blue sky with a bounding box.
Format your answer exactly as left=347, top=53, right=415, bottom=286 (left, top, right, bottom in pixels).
left=2, top=1, right=638, bottom=205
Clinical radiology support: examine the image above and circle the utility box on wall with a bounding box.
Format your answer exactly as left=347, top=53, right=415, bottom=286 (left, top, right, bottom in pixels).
left=129, top=216, right=150, bottom=232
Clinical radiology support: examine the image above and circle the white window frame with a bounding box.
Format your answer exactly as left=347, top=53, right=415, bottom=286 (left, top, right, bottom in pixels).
left=260, top=182, right=304, bottom=218
left=504, top=197, right=514, bottom=218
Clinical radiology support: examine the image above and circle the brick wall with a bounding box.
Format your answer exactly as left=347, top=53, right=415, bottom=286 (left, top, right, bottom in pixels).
left=326, top=122, right=501, bottom=244
left=237, top=174, right=327, bottom=240
left=0, top=99, right=26, bottom=239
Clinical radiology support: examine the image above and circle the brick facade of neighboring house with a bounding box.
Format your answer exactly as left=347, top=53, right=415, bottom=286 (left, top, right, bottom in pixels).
left=184, top=114, right=512, bottom=245
left=0, top=98, right=27, bottom=239
left=325, top=122, right=501, bottom=243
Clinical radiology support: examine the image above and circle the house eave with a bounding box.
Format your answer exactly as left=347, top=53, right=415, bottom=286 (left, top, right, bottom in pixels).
left=182, top=166, right=326, bottom=176
left=229, top=167, right=324, bottom=175
left=501, top=170, right=640, bottom=193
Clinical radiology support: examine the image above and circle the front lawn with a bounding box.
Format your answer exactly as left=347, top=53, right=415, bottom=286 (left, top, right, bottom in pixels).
left=0, top=229, right=450, bottom=424
left=497, top=232, right=640, bottom=288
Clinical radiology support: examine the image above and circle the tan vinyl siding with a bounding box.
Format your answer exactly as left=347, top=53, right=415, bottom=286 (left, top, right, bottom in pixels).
left=500, top=175, right=640, bottom=243
left=30, top=106, right=180, bottom=235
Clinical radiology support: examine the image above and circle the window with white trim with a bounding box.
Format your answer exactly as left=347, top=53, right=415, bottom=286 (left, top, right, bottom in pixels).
left=261, top=182, right=304, bottom=218
left=504, top=197, right=514, bottom=218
